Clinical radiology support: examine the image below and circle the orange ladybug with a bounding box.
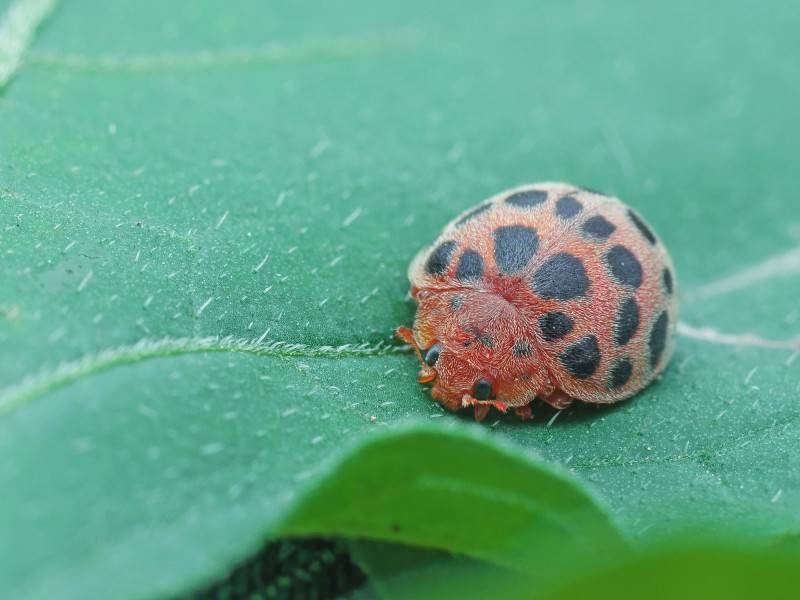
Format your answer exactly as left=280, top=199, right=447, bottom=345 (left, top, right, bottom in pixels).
left=397, top=182, right=677, bottom=421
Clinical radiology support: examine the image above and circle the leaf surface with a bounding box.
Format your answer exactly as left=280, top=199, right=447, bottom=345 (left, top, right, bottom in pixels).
left=2, top=0, right=800, bottom=598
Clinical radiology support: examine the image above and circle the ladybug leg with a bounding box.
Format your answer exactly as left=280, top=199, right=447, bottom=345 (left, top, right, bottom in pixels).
left=515, top=404, right=534, bottom=421
left=474, top=404, right=491, bottom=422
left=396, top=326, right=419, bottom=355
left=543, top=389, right=574, bottom=410
left=461, top=394, right=509, bottom=422
left=396, top=325, right=425, bottom=363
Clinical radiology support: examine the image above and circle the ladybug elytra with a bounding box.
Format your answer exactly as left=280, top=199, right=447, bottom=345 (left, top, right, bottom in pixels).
left=397, top=182, right=677, bottom=421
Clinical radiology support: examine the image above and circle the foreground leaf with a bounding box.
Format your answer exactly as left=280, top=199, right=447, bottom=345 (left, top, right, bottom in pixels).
left=280, top=427, right=625, bottom=571
left=356, top=540, right=800, bottom=600
left=538, top=544, right=800, bottom=600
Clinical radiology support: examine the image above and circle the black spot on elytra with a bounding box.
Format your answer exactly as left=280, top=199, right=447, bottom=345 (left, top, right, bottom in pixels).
left=560, top=335, right=601, bottom=379
left=628, top=209, right=657, bottom=245
left=450, top=295, right=464, bottom=310
left=477, top=333, right=493, bottom=348
left=609, top=357, right=633, bottom=389
left=605, top=245, right=643, bottom=288
left=556, top=196, right=583, bottom=219
left=505, top=189, right=548, bottom=208
left=531, top=253, right=590, bottom=300
left=466, top=327, right=494, bottom=348
left=513, top=340, right=533, bottom=357
left=456, top=203, right=492, bottom=226
left=539, top=312, right=574, bottom=341
left=473, top=378, right=492, bottom=400
left=615, top=297, right=640, bottom=347
left=424, top=344, right=441, bottom=367
left=582, top=215, right=616, bottom=240
left=663, top=268, right=674, bottom=295
left=494, top=225, right=539, bottom=274
left=456, top=250, right=484, bottom=281
left=425, top=241, right=457, bottom=275
left=649, top=311, right=669, bottom=368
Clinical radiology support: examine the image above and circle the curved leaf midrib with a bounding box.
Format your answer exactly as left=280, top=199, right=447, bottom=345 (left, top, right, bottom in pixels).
left=0, top=334, right=410, bottom=415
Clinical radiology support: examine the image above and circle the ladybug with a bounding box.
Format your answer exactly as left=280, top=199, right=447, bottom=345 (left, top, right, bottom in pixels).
left=396, top=182, right=677, bottom=421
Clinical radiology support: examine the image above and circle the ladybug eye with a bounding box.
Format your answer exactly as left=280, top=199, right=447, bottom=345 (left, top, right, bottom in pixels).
left=473, top=378, right=492, bottom=400
left=424, top=343, right=441, bottom=367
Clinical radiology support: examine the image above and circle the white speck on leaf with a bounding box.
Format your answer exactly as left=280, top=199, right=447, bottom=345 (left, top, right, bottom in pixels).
left=137, top=404, right=159, bottom=418
left=201, top=442, right=224, bottom=456
left=72, top=437, right=93, bottom=453
left=547, top=410, right=563, bottom=428
left=342, top=207, right=362, bottom=227
left=253, top=253, right=270, bottom=272
left=77, top=270, right=93, bottom=292
left=196, top=296, right=213, bottom=317
left=446, top=143, right=464, bottom=163
left=360, top=287, right=379, bottom=304
left=309, top=139, right=330, bottom=159
left=48, top=327, right=65, bottom=343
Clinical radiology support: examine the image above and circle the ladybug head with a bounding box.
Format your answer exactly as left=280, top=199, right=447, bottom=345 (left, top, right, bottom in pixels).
left=398, top=290, right=545, bottom=413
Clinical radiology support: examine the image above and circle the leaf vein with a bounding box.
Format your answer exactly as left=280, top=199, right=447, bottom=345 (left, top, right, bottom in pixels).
left=25, top=29, right=424, bottom=73
left=0, top=0, right=58, bottom=90
left=0, top=335, right=410, bottom=415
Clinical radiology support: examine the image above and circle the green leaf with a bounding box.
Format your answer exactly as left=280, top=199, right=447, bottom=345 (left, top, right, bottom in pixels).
left=357, top=541, right=800, bottom=600
left=2, top=0, right=800, bottom=598
left=280, top=427, right=625, bottom=571
left=537, top=544, right=800, bottom=600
